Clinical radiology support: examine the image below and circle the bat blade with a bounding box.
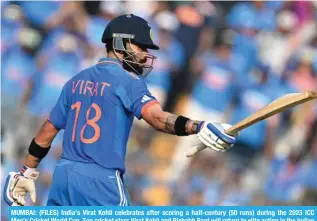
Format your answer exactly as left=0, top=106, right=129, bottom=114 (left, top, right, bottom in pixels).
left=226, top=91, right=317, bottom=135
left=186, top=91, right=317, bottom=157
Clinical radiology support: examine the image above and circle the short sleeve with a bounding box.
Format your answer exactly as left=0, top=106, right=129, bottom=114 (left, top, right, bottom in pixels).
left=116, top=78, right=158, bottom=120
left=49, top=84, right=69, bottom=129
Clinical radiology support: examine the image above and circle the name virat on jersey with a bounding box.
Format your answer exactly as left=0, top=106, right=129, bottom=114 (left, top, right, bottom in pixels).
left=72, top=80, right=111, bottom=96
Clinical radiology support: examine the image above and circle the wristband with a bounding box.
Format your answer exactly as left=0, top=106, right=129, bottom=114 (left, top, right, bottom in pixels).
left=28, top=138, right=50, bottom=160
left=174, top=116, right=190, bottom=136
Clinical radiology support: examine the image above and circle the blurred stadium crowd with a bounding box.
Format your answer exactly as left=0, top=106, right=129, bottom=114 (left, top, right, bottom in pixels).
left=1, top=0, right=317, bottom=215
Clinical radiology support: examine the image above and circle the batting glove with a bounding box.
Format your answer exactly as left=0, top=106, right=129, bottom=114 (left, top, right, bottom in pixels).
left=3, top=165, right=39, bottom=206
left=187, top=121, right=237, bottom=157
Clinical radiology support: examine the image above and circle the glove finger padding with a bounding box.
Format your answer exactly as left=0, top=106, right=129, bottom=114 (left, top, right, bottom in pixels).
left=206, top=123, right=237, bottom=144
left=200, top=129, right=232, bottom=147
left=201, top=134, right=228, bottom=152
left=197, top=122, right=236, bottom=152
left=198, top=133, right=224, bottom=152
left=200, top=128, right=232, bottom=149
left=14, top=179, right=36, bottom=203
left=3, top=172, right=37, bottom=206
left=12, top=193, right=26, bottom=206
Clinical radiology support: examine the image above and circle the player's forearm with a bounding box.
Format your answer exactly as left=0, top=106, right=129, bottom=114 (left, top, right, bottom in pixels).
left=34, top=120, right=59, bottom=147
left=142, top=103, right=202, bottom=135
left=153, top=112, right=201, bottom=135
left=24, top=155, right=41, bottom=168
left=24, top=120, right=60, bottom=168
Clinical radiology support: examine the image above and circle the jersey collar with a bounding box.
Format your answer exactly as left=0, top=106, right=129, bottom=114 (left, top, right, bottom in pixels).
left=98, top=57, right=121, bottom=66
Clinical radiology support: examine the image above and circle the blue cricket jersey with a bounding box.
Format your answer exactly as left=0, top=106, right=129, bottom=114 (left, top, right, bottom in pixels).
left=49, top=58, right=158, bottom=173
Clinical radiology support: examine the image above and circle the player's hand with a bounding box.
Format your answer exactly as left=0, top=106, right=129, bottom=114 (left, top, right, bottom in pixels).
left=187, top=122, right=237, bottom=157
left=3, top=166, right=39, bottom=206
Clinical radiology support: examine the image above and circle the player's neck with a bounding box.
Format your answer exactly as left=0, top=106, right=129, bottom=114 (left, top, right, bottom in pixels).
left=107, top=51, right=123, bottom=61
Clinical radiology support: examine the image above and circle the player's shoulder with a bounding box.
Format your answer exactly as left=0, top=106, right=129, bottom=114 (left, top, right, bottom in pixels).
left=116, top=70, right=142, bottom=86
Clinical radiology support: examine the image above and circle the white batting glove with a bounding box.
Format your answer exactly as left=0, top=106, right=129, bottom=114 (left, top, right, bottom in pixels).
left=187, top=122, right=237, bottom=157
left=3, top=165, right=39, bottom=206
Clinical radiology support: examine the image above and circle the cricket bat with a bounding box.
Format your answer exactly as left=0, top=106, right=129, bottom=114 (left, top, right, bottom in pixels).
left=186, top=91, right=317, bottom=157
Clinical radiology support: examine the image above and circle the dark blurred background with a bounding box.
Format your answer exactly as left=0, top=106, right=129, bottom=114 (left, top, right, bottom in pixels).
left=1, top=1, right=317, bottom=217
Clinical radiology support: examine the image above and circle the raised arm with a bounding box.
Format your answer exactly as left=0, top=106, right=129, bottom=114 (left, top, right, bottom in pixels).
left=141, top=102, right=201, bottom=135
left=141, top=102, right=237, bottom=156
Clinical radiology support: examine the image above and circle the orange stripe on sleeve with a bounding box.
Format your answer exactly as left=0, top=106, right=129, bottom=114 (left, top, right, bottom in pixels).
left=141, top=100, right=160, bottom=116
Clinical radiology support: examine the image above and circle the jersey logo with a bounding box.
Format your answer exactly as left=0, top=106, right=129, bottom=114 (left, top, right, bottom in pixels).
left=141, top=95, right=152, bottom=103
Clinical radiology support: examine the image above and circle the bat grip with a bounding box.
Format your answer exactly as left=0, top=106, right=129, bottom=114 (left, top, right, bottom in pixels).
left=224, top=127, right=238, bottom=136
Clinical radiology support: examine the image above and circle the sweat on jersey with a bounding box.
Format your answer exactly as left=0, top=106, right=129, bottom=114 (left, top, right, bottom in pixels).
left=48, top=58, right=159, bottom=173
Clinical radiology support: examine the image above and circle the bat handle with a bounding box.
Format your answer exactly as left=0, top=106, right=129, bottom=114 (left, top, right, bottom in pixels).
left=225, top=127, right=239, bottom=136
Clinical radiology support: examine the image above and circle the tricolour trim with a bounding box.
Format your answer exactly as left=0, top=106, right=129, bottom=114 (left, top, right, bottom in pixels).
left=115, top=171, right=123, bottom=206
left=115, top=171, right=127, bottom=206
left=98, top=60, right=121, bottom=66
left=118, top=172, right=127, bottom=206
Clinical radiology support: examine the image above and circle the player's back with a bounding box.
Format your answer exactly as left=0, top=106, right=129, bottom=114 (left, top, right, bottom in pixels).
left=49, top=58, right=156, bottom=173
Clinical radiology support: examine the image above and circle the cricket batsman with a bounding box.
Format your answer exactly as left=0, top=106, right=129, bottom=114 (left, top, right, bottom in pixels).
left=3, top=14, right=238, bottom=206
